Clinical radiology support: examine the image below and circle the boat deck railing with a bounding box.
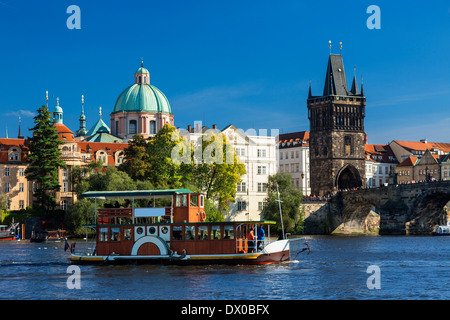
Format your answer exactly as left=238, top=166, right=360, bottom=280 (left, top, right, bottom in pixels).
left=72, top=241, right=96, bottom=256
left=236, top=238, right=266, bottom=253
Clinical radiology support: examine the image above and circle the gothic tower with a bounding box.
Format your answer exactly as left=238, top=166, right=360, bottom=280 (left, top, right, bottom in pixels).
left=307, top=51, right=366, bottom=196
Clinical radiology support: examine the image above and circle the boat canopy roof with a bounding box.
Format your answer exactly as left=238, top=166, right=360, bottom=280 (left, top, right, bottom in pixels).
left=81, top=189, right=194, bottom=200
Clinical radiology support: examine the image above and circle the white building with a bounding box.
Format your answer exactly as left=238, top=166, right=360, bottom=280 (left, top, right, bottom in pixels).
left=181, top=122, right=278, bottom=221
left=365, top=144, right=398, bottom=188
left=278, top=131, right=311, bottom=196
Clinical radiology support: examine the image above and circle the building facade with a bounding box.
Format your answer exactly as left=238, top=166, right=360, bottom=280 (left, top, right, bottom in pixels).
left=307, top=53, right=366, bottom=195
left=365, top=144, right=398, bottom=188
left=278, top=131, right=311, bottom=195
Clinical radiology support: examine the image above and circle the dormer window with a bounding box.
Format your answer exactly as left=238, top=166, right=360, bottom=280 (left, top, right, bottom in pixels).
left=8, top=148, right=20, bottom=162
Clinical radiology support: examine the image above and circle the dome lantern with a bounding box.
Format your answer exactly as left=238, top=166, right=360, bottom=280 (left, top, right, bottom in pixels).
left=135, top=58, right=150, bottom=85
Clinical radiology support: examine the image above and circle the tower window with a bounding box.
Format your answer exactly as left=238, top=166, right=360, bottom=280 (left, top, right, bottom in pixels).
left=115, top=121, right=119, bottom=135
left=344, top=136, right=352, bottom=156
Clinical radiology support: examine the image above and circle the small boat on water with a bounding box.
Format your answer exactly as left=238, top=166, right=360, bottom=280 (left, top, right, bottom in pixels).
left=31, top=229, right=67, bottom=242
left=67, top=189, right=292, bottom=265
left=432, top=222, right=450, bottom=236
left=0, top=222, right=18, bottom=240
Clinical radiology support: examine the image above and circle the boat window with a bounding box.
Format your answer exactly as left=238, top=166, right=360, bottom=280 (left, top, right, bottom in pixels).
left=211, top=225, right=221, bottom=240
left=110, top=228, right=120, bottom=241
left=176, top=194, right=188, bottom=207
left=172, top=226, right=182, bottom=240
left=190, top=194, right=198, bottom=207
left=197, top=226, right=208, bottom=240
left=124, top=228, right=132, bottom=241
left=185, top=226, right=195, bottom=240
left=200, top=194, right=204, bottom=207
left=99, top=228, right=108, bottom=242
left=224, top=225, right=234, bottom=239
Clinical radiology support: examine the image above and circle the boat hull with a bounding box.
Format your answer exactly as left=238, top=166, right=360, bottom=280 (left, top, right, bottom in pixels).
left=69, top=250, right=290, bottom=265
left=69, top=239, right=291, bottom=266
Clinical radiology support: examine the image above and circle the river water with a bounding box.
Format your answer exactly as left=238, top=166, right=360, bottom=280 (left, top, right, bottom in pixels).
left=0, top=235, right=448, bottom=300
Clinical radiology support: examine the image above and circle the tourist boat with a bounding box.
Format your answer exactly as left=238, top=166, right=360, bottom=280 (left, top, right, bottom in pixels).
left=31, top=229, right=67, bottom=242
left=432, top=222, right=450, bottom=236
left=67, top=189, right=291, bottom=265
left=47, top=229, right=67, bottom=242
left=0, top=222, right=18, bottom=240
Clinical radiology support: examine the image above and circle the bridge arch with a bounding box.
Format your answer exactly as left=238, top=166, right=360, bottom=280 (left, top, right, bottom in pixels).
left=335, top=164, right=363, bottom=191
left=406, top=186, right=450, bottom=234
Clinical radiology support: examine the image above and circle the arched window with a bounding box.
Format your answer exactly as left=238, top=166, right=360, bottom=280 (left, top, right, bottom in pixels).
left=129, top=120, right=137, bottom=134
left=149, top=120, right=156, bottom=134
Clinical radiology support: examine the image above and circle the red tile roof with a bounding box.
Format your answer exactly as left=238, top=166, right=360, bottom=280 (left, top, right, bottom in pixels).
left=393, top=140, right=450, bottom=153
left=397, top=156, right=418, bottom=167
left=365, top=144, right=398, bottom=163
left=279, top=131, right=309, bottom=147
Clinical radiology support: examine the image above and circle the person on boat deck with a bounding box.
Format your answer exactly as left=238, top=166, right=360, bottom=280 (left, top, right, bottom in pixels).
left=257, top=226, right=265, bottom=251
left=247, top=227, right=256, bottom=253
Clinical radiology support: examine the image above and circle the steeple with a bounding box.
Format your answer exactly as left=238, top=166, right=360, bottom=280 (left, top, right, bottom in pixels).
left=308, top=80, right=312, bottom=98
left=53, top=97, right=63, bottom=124
left=17, top=117, right=23, bottom=139
left=76, top=94, right=88, bottom=137
left=360, top=76, right=365, bottom=97
left=350, top=65, right=360, bottom=95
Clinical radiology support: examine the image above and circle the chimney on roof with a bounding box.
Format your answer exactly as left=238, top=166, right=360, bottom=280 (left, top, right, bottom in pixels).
left=420, top=139, right=428, bottom=144
left=212, top=124, right=217, bottom=130
left=187, top=125, right=192, bottom=132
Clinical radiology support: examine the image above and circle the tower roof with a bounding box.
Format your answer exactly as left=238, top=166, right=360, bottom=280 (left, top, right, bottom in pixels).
left=323, top=54, right=349, bottom=96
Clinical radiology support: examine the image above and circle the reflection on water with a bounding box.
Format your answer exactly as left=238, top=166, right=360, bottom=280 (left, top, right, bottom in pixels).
left=0, top=236, right=449, bottom=300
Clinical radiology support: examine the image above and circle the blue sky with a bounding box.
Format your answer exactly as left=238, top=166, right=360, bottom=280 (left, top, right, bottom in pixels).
left=1, top=0, right=450, bottom=144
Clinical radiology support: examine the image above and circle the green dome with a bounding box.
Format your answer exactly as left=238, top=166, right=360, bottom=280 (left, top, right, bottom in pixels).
left=112, top=84, right=172, bottom=114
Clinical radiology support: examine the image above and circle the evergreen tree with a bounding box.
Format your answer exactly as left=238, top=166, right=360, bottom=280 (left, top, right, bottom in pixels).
left=25, top=105, right=66, bottom=210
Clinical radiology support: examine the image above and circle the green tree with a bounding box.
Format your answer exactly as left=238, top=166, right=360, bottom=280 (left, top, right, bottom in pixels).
left=25, top=105, right=66, bottom=210
left=147, top=124, right=185, bottom=188
left=119, top=134, right=151, bottom=180
left=189, top=131, right=246, bottom=211
left=263, top=173, right=304, bottom=236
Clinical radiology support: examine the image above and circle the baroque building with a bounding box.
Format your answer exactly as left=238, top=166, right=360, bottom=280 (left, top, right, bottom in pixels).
left=307, top=53, right=366, bottom=195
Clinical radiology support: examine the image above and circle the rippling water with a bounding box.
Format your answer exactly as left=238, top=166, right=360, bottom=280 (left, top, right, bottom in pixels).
left=0, top=236, right=448, bottom=300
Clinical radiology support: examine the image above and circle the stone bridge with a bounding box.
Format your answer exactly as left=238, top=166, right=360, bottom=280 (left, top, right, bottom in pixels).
left=302, top=181, right=450, bottom=235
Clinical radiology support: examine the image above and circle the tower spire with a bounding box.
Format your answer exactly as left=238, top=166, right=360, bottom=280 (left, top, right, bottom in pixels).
left=308, top=80, right=312, bottom=98
left=18, top=116, right=23, bottom=139
left=350, top=64, right=359, bottom=95
left=45, top=91, right=49, bottom=108
left=76, top=94, right=87, bottom=137
left=360, top=75, right=365, bottom=97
